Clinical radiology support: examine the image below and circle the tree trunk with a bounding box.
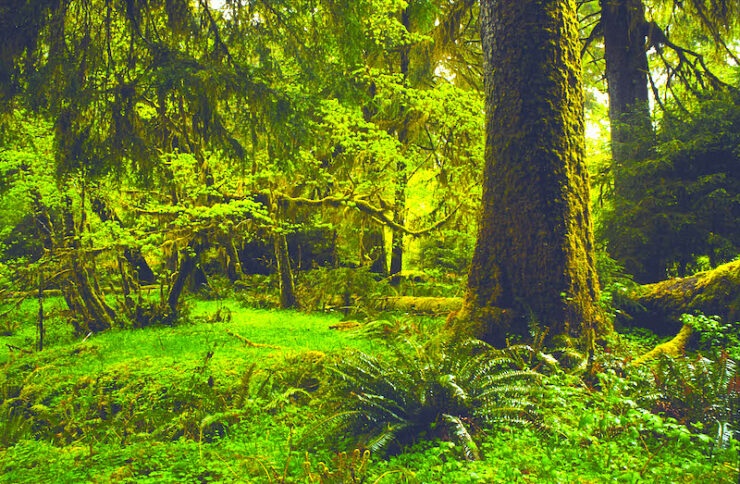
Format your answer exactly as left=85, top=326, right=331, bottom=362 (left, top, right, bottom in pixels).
left=274, top=233, right=297, bottom=309
left=363, top=223, right=388, bottom=276
left=600, top=0, right=661, bottom=282
left=600, top=0, right=653, bottom=190
left=224, top=236, right=243, bottom=282
left=389, top=7, right=412, bottom=281
left=449, top=0, right=604, bottom=346
left=389, top=167, right=406, bottom=279
left=167, top=245, right=200, bottom=311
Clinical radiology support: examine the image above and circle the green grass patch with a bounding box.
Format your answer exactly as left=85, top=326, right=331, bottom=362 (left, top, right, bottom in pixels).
left=0, top=299, right=738, bottom=483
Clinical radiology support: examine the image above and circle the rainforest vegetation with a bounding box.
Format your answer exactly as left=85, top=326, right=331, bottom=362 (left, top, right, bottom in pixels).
left=0, top=0, right=739, bottom=482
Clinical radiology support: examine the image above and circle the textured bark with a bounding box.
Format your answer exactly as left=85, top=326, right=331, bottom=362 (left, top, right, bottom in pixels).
left=451, top=0, right=603, bottom=345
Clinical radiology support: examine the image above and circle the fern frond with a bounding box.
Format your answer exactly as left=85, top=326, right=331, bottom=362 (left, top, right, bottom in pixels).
left=442, top=413, right=480, bottom=460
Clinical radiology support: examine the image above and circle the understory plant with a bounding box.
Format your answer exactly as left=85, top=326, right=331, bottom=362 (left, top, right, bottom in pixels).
left=651, top=352, right=740, bottom=448
left=319, top=337, right=542, bottom=460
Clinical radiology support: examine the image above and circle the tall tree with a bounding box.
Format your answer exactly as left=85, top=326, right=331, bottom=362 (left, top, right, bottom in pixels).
left=450, top=0, right=603, bottom=346
left=584, top=0, right=740, bottom=281
left=598, top=0, right=653, bottom=193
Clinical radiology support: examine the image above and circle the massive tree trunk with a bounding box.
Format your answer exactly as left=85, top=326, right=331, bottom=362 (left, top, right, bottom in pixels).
left=449, top=0, right=604, bottom=346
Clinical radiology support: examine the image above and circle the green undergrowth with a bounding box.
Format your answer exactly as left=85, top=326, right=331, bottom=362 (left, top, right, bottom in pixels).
left=0, top=298, right=738, bottom=483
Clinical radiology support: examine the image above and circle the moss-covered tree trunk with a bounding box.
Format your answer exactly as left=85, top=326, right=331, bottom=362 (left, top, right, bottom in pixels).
left=621, top=260, right=740, bottom=334
left=389, top=7, right=411, bottom=282
left=450, top=0, right=603, bottom=346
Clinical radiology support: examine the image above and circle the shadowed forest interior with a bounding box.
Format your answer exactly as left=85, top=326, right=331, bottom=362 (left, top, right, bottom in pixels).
left=0, top=0, right=739, bottom=482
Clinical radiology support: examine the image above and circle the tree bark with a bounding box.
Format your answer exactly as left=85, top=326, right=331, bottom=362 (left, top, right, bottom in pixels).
left=449, top=0, right=603, bottom=346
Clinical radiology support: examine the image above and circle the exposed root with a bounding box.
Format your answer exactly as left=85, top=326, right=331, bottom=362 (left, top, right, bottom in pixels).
left=631, top=323, right=693, bottom=366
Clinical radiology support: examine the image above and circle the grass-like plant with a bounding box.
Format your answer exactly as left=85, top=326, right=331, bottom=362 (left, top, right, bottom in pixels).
left=321, top=337, right=541, bottom=460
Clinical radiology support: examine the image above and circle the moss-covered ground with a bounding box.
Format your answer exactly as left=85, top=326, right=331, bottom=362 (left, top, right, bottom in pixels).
left=0, top=298, right=737, bottom=483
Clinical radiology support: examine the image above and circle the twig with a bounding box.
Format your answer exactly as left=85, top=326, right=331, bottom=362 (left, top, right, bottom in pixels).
left=5, top=344, right=32, bottom=354
left=225, top=329, right=282, bottom=349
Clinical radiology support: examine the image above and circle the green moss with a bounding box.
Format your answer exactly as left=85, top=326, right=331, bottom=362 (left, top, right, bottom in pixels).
left=636, top=260, right=740, bottom=325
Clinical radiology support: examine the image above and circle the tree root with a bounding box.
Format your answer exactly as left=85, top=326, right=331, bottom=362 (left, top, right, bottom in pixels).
left=631, top=323, right=693, bottom=366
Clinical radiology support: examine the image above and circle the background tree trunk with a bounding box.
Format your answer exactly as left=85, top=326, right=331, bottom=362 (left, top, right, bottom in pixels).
left=450, top=0, right=603, bottom=346
left=167, top=244, right=201, bottom=311
left=600, top=0, right=653, bottom=189
left=274, top=233, right=297, bottom=309
left=389, top=7, right=412, bottom=282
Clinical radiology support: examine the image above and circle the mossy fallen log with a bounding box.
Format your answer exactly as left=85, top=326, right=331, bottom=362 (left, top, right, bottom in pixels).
left=378, top=296, right=463, bottom=315
left=620, top=260, right=740, bottom=335
left=622, top=260, right=740, bottom=364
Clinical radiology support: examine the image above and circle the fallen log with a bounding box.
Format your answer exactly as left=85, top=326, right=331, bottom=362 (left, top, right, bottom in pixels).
left=619, top=260, right=740, bottom=335
left=620, top=260, right=740, bottom=364
left=378, top=296, right=463, bottom=315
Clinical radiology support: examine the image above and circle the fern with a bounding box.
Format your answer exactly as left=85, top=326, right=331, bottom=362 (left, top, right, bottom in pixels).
left=652, top=353, right=739, bottom=447
left=320, top=337, right=542, bottom=459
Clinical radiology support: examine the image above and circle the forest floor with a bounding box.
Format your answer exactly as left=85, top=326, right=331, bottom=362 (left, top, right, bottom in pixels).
left=0, top=297, right=738, bottom=483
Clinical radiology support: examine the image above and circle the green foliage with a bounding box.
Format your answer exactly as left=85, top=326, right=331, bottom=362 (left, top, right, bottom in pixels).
left=599, top=87, right=740, bottom=282
left=320, top=338, right=541, bottom=459
left=651, top=353, right=739, bottom=447
left=682, top=312, right=740, bottom=359
left=413, top=230, right=474, bottom=276
left=303, top=448, right=372, bottom=484
left=1, top=302, right=738, bottom=481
